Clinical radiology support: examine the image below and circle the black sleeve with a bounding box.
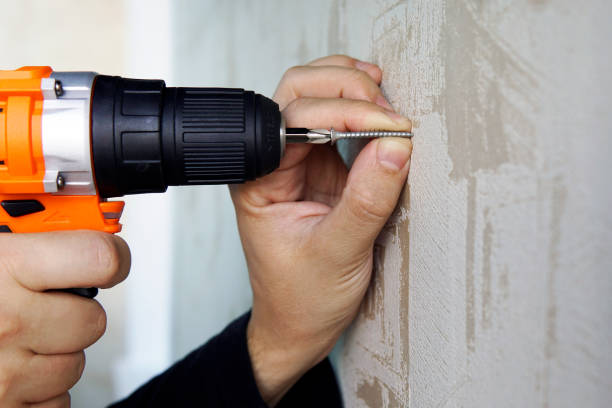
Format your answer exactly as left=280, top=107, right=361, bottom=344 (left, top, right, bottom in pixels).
left=108, top=311, right=343, bottom=408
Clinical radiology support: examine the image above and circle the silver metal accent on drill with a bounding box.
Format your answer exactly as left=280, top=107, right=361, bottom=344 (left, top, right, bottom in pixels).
left=279, top=116, right=286, bottom=159
left=281, top=127, right=329, bottom=154
left=41, top=78, right=58, bottom=99
left=284, top=128, right=331, bottom=144
left=42, top=72, right=98, bottom=195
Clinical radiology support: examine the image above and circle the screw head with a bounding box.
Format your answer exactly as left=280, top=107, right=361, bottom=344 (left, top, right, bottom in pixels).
left=56, top=175, right=66, bottom=189
left=54, top=81, right=64, bottom=97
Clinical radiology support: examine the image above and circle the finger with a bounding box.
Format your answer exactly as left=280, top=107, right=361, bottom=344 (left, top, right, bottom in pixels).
left=283, top=97, right=411, bottom=132
left=231, top=143, right=347, bottom=210
left=281, top=97, right=409, bottom=175
left=303, top=145, right=348, bottom=207
left=316, top=137, right=413, bottom=259
left=230, top=144, right=309, bottom=209
left=0, top=231, right=131, bottom=292
left=23, top=291, right=106, bottom=354
left=19, top=351, right=84, bottom=404
left=273, top=65, right=389, bottom=110
left=28, top=392, right=70, bottom=408
left=307, top=55, right=383, bottom=84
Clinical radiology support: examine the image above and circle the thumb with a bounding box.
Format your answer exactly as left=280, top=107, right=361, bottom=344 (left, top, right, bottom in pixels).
left=318, top=137, right=412, bottom=258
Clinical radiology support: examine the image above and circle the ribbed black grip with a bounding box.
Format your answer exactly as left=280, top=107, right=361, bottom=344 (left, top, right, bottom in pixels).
left=91, top=76, right=282, bottom=197
left=170, top=88, right=250, bottom=184
left=181, top=89, right=245, bottom=132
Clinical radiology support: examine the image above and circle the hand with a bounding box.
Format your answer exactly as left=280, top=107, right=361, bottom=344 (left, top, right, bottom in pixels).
left=0, top=231, right=130, bottom=407
left=230, top=55, right=413, bottom=405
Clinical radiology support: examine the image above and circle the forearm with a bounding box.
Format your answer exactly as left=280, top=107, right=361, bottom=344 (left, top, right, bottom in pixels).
left=247, top=315, right=337, bottom=406
left=110, top=311, right=342, bottom=408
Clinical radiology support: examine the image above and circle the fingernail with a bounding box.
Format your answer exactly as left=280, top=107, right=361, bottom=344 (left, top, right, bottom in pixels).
left=385, top=110, right=412, bottom=126
left=377, top=138, right=412, bottom=172
left=375, top=95, right=394, bottom=110
left=355, top=60, right=377, bottom=72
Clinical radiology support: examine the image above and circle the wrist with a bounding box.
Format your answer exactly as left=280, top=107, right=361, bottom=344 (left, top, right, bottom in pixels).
left=247, top=313, right=336, bottom=406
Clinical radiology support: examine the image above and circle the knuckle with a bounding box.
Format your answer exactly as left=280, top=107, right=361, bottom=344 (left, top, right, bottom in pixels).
left=344, top=100, right=385, bottom=128
left=347, top=185, right=392, bottom=222
left=347, top=68, right=377, bottom=98
left=282, top=97, right=308, bottom=117
left=348, top=67, right=369, bottom=81
left=282, top=65, right=304, bottom=83
left=89, top=233, right=121, bottom=283
left=330, top=54, right=354, bottom=65
left=236, top=191, right=267, bottom=218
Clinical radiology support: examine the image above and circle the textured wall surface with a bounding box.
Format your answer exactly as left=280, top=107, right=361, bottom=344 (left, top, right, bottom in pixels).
left=173, top=1, right=612, bottom=407
left=338, top=1, right=612, bottom=407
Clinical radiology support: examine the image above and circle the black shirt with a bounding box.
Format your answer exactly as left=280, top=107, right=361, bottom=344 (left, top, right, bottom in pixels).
left=109, top=312, right=343, bottom=407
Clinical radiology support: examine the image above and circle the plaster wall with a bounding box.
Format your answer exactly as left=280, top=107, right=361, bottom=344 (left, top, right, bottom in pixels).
left=336, top=1, right=612, bottom=407
left=173, top=1, right=612, bottom=406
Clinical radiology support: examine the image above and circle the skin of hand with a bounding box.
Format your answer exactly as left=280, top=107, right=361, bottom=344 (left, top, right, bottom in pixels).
left=230, top=55, right=413, bottom=405
left=0, top=231, right=130, bottom=408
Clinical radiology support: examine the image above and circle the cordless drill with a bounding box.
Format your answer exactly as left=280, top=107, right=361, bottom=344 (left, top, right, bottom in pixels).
left=0, top=66, right=286, bottom=234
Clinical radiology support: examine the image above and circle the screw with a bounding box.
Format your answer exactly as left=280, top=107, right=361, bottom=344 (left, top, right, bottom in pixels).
left=332, top=130, right=413, bottom=139
left=54, top=81, right=64, bottom=97
left=56, top=175, right=66, bottom=189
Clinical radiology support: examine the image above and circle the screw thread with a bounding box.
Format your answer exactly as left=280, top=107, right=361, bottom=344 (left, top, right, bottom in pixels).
left=333, top=130, right=413, bottom=139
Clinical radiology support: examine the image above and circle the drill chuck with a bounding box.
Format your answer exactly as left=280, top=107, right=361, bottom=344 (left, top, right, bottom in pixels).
left=91, top=75, right=282, bottom=198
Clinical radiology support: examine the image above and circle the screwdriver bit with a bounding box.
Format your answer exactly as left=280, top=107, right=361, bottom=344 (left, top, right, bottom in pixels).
left=283, top=127, right=413, bottom=144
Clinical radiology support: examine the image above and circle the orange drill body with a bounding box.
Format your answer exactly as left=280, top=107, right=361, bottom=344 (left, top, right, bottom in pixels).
left=0, top=67, right=123, bottom=233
